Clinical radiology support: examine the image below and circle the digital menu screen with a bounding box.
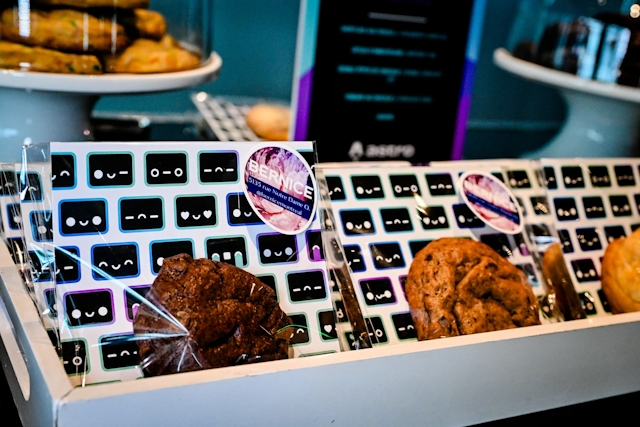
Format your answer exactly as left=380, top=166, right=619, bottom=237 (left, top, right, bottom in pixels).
left=301, top=0, right=475, bottom=163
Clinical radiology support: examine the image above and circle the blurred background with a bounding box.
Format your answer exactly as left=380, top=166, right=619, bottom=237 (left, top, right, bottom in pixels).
left=94, top=0, right=568, bottom=159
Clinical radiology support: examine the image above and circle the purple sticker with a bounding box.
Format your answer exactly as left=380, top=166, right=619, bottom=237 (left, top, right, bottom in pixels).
left=242, top=144, right=317, bottom=234
left=458, top=171, right=523, bottom=235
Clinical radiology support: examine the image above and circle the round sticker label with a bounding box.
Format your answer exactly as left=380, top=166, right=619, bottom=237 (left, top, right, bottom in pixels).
left=242, top=144, right=317, bottom=234
left=458, top=171, right=523, bottom=234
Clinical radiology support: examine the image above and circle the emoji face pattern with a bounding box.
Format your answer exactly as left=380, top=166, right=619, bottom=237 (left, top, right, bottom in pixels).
left=380, top=208, right=413, bottom=232
left=351, top=175, right=384, bottom=199
left=557, top=230, right=574, bottom=253
left=100, top=334, right=139, bottom=370
left=579, top=292, right=598, bottom=315
left=325, top=176, right=346, bottom=201
left=571, top=259, right=599, bottom=282
left=597, top=289, right=612, bottom=313
left=55, top=247, right=81, bottom=283
left=530, top=197, right=550, bottom=215
left=409, top=240, right=432, bottom=257
left=125, top=285, right=150, bottom=321
left=575, top=228, right=602, bottom=251
left=88, top=154, right=133, bottom=187
left=145, top=153, right=188, bottom=185
left=19, top=172, right=43, bottom=202
left=61, top=340, right=88, bottom=375
left=582, top=196, right=606, bottom=219
left=554, top=198, right=579, bottom=221
left=365, top=316, right=388, bottom=344
left=92, top=244, right=139, bottom=280
left=29, top=250, right=53, bottom=282
left=0, top=170, right=17, bottom=195
left=317, top=310, right=338, bottom=340
left=206, top=236, right=247, bottom=267
left=64, top=290, right=114, bottom=327
left=344, top=245, right=366, bottom=272
left=199, top=152, right=238, bottom=183
left=60, top=200, right=107, bottom=235
left=507, top=170, right=531, bottom=188
left=227, top=193, right=261, bottom=225
left=287, top=314, right=310, bottom=345
left=176, top=195, right=216, bottom=227
left=151, top=240, right=194, bottom=273
left=588, top=166, right=611, bottom=188
left=370, top=243, right=405, bottom=269
left=52, top=154, right=75, bottom=189
left=258, top=233, right=298, bottom=264
left=391, top=313, right=416, bottom=340
left=360, top=278, right=396, bottom=306
left=418, top=205, right=449, bottom=230
left=609, top=195, right=632, bottom=217
left=614, top=165, right=635, bottom=187
left=425, top=173, right=455, bottom=196
left=305, top=230, right=324, bottom=261
left=604, top=225, right=626, bottom=243
left=480, top=234, right=514, bottom=259
left=6, top=203, right=22, bottom=230
left=287, top=271, right=327, bottom=302
left=44, top=288, right=57, bottom=317
left=453, top=204, right=484, bottom=228
left=516, top=263, right=538, bottom=286
left=543, top=167, right=557, bottom=190
left=256, top=274, right=277, bottom=294
left=561, top=166, right=584, bottom=188
left=390, top=174, right=421, bottom=197
left=340, top=209, right=375, bottom=235
left=119, top=197, right=164, bottom=231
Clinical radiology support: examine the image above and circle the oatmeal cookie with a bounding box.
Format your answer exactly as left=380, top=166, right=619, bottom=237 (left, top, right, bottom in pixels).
left=245, top=104, right=291, bottom=141
left=1, top=8, right=130, bottom=53
left=405, top=238, right=540, bottom=340
left=0, top=40, right=102, bottom=74
left=133, top=254, right=292, bottom=376
left=102, top=35, right=200, bottom=73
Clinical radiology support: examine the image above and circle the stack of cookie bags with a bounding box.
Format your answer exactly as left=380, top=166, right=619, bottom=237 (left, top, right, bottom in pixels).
left=0, top=0, right=200, bottom=75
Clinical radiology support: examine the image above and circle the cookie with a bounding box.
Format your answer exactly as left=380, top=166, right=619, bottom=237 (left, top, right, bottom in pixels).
left=102, top=35, right=200, bottom=73
left=33, top=0, right=150, bottom=9
left=245, top=104, right=291, bottom=141
left=0, top=40, right=103, bottom=74
left=1, top=8, right=130, bottom=53
left=405, top=238, right=540, bottom=340
left=601, top=228, right=640, bottom=313
left=133, top=254, right=292, bottom=376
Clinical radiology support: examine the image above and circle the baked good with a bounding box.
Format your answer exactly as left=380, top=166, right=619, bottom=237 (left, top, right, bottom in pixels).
left=128, top=9, right=167, bottom=40
left=541, top=243, right=587, bottom=320
left=0, top=40, right=102, bottom=74
left=405, top=238, right=540, bottom=340
left=601, top=228, right=640, bottom=313
left=1, top=8, right=130, bottom=53
left=102, top=35, right=200, bottom=73
left=245, top=104, right=291, bottom=141
left=133, top=254, right=292, bottom=376
left=33, top=0, right=150, bottom=9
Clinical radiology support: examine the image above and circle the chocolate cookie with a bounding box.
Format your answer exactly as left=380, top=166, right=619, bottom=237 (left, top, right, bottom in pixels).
left=133, top=254, right=292, bottom=376
left=405, top=238, right=540, bottom=340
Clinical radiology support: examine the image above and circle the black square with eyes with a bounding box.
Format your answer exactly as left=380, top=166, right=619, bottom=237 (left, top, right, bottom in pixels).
left=452, top=204, right=484, bottom=228
left=287, top=271, right=327, bottom=302
left=516, top=263, right=538, bottom=286
left=258, top=234, right=298, bottom=264
left=561, top=166, right=585, bottom=188
left=557, top=229, right=574, bottom=253
left=339, top=209, right=375, bottom=235
left=575, top=228, right=602, bottom=252
left=125, top=286, right=150, bottom=321
left=583, top=196, right=606, bottom=219
left=28, top=250, right=53, bottom=283
left=52, top=154, right=75, bottom=189
left=571, top=259, right=599, bottom=283
left=380, top=208, right=413, bottom=232
left=146, top=153, right=188, bottom=185
left=365, top=316, right=388, bottom=344
left=61, top=340, right=88, bottom=375
left=92, top=244, right=139, bottom=280
left=30, top=210, right=53, bottom=242
left=418, top=205, right=449, bottom=230
left=635, top=194, right=640, bottom=215
left=351, top=175, right=384, bottom=199
left=480, top=234, right=514, bottom=259
left=604, top=225, right=626, bottom=243
left=176, top=196, right=216, bottom=228
left=597, top=289, right=612, bottom=313
left=88, top=153, right=133, bottom=187
left=151, top=240, right=194, bottom=273
left=100, top=334, right=140, bottom=370
left=287, top=314, right=310, bottom=345
left=344, top=244, right=366, bottom=272
left=543, top=166, right=557, bottom=189
left=55, top=246, right=80, bottom=284
left=206, top=237, right=248, bottom=267
left=325, top=176, right=346, bottom=201
left=516, top=197, right=527, bottom=216
left=334, top=300, right=349, bottom=324
left=391, top=313, right=416, bottom=340
left=409, top=240, right=432, bottom=257
left=120, top=197, right=164, bottom=231
left=614, top=165, right=635, bottom=187
left=227, top=193, right=262, bottom=225
left=305, top=230, right=324, bottom=261
left=64, top=290, right=114, bottom=327
left=6, top=203, right=22, bottom=230
left=530, top=197, right=550, bottom=216
left=390, top=174, right=421, bottom=197
left=370, top=243, right=405, bottom=269
left=199, top=152, right=238, bottom=183
left=553, top=197, right=579, bottom=221
left=360, top=278, right=396, bottom=306
left=60, top=200, right=107, bottom=235
left=19, top=172, right=43, bottom=202
left=588, top=166, right=611, bottom=188
left=317, top=310, right=338, bottom=341
left=507, top=170, right=531, bottom=188
left=44, top=289, right=57, bottom=317
left=0, top=170, right=17, bottom=195
left=609, top=195, right=632, bottom=217
left=425, top=173, right=457, bottom=197
left=579, top=292, right=598, bottom=315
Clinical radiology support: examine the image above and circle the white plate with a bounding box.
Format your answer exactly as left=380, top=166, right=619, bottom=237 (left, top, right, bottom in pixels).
left=494, top=48, right=640, bottom=104
left=0, top=52, right=222, bottom=94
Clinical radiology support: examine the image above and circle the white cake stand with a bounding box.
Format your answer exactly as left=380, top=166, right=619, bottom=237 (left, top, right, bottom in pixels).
left=494, top=48, right=640, bottom=158
left=0, top=52, right=222, bottom=162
